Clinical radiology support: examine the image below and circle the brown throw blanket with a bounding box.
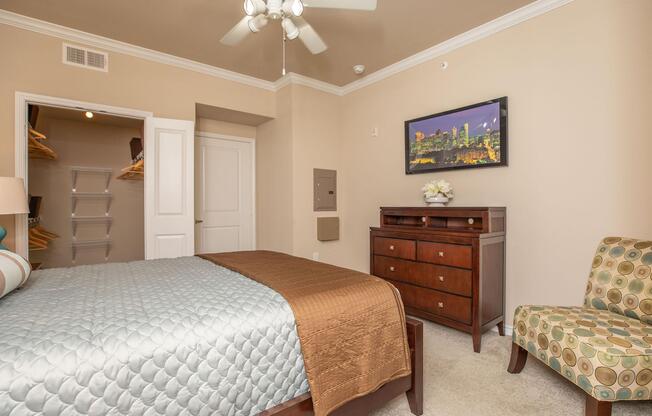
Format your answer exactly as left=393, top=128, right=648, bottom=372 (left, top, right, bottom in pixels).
left=199, top=251, right=411, bottom=416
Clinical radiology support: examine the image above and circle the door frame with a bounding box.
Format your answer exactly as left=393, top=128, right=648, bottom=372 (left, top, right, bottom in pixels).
left=195, top=131, right=257, bottom=251
left=14, top=91, right=153, bottom=259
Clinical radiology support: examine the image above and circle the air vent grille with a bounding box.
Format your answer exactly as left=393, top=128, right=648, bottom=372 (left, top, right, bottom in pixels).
left=63, top=44, right=108, bottom=72
left=66, top=45, right=86, bottom=65
left=86, top=51, right=106, bottom=69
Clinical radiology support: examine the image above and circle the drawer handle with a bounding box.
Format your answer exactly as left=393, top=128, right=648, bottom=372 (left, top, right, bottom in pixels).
left=421, top=217, right=426, bottom=223
left=438, top=275, right=444, bottom=282
left=438, top=251, right=445, bottom=257
left=437, top=302, right=444, bottom=308
left=389, top=245, right=395, bottom=251
left=389, top=266, right=395, bottom=272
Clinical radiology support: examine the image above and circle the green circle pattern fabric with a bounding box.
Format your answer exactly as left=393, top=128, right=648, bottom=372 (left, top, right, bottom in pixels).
left=584, top=237, right=652, bottom=323
left=512, top=237, right=652, bottom=401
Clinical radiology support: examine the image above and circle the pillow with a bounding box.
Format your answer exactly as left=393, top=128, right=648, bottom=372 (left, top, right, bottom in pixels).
left=0, top=250, right=31, bottom=299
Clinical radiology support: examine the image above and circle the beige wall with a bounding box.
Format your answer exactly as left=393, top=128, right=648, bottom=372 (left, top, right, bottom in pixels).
left=255, top=84, right=342, bottom=259
left=29, top=116, right=144, bottom=267
left=332, top=0, right=652, bottom=322
left=290, top=85, right=342, bottom=261
left=0, top=24, right=275, bottom=249
left=256, top=86, right=294, bottom=253
left=255, top=0, right=652, bottom=326
left=196, top=118, right=257, bottom=139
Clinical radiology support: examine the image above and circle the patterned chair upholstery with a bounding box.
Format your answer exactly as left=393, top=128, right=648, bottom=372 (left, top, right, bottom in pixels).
left=509, top=237, right=652, bottom=416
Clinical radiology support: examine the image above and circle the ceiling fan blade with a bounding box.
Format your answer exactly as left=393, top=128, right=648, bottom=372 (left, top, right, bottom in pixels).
left=293, top=16, right=327, bottom=54
left=302, top=0, right=377, bottom=11
left=220, top=16, right=253, bottom=46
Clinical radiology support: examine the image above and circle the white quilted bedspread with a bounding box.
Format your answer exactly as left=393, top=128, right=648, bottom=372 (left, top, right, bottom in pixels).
left=0, top=257, right=309, bottom=416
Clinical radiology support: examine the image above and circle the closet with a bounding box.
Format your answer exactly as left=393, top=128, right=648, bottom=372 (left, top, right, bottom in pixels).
left=27, top=104, right=145, bottom=269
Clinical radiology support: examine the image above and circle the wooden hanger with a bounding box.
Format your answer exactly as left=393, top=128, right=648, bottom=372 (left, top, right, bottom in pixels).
left=31, top=226, right=59, bottom=240
left=29, top=127, right=47, bottom=140
left=117, top=159, right=144, bottom=180
left=28, top=128, right=58, bottom=160
left=28, top=211, right=59, bottom=252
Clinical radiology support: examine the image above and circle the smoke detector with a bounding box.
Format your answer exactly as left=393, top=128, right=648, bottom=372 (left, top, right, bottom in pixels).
left=353, top=64, right=366, bottom=75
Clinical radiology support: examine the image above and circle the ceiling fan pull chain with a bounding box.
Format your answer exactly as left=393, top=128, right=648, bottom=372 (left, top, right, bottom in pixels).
left=282, top=31, right=287, bottom=76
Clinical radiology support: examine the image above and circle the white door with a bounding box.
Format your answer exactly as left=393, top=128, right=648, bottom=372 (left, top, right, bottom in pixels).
left=196, top=135, right=255, bottom=254
left=144, top=117, right=195, bottom=259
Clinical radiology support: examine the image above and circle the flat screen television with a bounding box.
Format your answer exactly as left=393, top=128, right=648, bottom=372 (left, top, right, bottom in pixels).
left=405, top=97, right=508, bottom=174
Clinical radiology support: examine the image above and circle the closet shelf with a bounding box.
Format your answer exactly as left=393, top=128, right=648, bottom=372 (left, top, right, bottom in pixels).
left=70, top=191, right=112, bottom=198
left=72, top=239, right=112, bottom=247
left=71, top=166, right=112, bottom=192
left=72, top=239, right=112, bottom=263
left=71, top=192, right=113, bottom=215
left=71, top=216, right=113, bottom=235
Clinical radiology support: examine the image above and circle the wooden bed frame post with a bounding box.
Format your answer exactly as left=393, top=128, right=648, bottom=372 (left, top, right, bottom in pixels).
left=262, top=318, right=424, bottom=416
left=406, top=318, right=424, bottom=415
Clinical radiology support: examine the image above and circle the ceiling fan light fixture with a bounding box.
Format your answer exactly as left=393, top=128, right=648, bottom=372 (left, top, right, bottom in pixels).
left=248, top=14, right=268, bottom=32
left=267, top=0, right=283, bottom=19
left=243, top=0, right=266, bottom=16
left=282, top=0, right=304, bottom=17
left=282, top=18, right=300, bottom=40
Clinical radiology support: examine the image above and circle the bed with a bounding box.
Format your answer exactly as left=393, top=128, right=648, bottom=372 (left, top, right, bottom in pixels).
left=0, top=252, right=422, bottom=416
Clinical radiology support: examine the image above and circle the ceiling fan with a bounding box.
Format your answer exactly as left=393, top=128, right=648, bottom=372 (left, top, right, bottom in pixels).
left=220, top=0, right=377, bottom=55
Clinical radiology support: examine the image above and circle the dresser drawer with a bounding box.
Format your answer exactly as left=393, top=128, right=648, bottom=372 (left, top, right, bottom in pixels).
left=373, top=255, right=412, bottom=280
left=373, top=237, right=416, bottom=260
left=374, top=256, right=472, bottom=297
left=413, top=262, right=472, bottom=297
left=390, top=280, right=472, bottom=324
left=417, top=241, right=472, bottom=269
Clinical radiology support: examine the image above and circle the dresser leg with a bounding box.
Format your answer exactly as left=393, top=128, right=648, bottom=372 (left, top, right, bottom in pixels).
left=472, top=330, right=481, bottom=353
left=497, top=321, right=505, bottom=336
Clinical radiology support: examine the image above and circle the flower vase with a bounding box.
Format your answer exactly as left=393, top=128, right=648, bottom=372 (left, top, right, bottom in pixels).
left=425, top=193, right=449, bottom=207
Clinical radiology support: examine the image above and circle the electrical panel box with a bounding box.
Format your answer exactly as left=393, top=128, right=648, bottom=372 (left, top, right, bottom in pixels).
left=317, top=217, right=340, bottom=241
left=313, top=168, right=336, bottom=211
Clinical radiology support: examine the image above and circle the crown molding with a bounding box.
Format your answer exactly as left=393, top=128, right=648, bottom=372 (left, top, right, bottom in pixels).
left=0, top=0, right=573, bottom=97
left=275, top=72, right=344, bottom=96
left=0, top=9, right=277, bottom=91
left=340, top=0, right=574, bottom=95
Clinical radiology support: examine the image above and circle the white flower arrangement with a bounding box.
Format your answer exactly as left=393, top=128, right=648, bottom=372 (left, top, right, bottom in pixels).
left=422, top=179, right=454, bottom=199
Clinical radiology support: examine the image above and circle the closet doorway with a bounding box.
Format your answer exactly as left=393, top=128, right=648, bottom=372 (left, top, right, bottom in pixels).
left=26, top=104, right=145, bottom=268
left=16, top=93, right=196, bottom=264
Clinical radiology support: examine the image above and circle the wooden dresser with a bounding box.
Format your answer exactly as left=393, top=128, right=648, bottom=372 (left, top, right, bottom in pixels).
left=370, top=207, right=506, bottom=352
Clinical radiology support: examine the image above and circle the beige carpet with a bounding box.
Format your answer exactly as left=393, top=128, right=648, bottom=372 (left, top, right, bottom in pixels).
left=372, top=320, right=652, bottom=416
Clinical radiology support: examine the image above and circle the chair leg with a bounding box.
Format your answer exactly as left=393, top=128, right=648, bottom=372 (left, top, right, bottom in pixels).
left=507, top=342, right=528, bottom=374
left=585, top=395, right=612, bottom=416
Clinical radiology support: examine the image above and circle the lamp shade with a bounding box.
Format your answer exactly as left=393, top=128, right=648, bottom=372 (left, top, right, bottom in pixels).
left=0, top=177, right=29, bottom=215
